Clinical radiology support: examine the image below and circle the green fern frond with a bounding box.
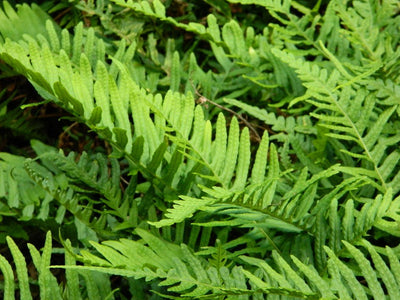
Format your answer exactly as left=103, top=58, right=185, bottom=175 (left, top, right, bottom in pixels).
left=75, top=231, right=400, bottom=299
left=226, top=0, right=290, bottom=12
left=324, top=240, right=400, bottom=299
left=333, top=1, right=386, bottom=60
left=0, top=19, right=269, bottom=204
left=150, top=130, right=272, bottom=228
left=61, top=228, right=317, bottom=299
left=313, top=189, right=395, bottom=270
left=0, top=1, right=54, bottom=43
left=112, top=0, right=214, bottom=42
left=6, top=237, right=31, bottom=300
left=0, top=231, right=112, bottom=299
left=21, top=145, right=139, bottom=237
left=113, top=0, right=286, bottom=98
left=273, top=48, right=400, bottom=195
left=224, top=98, right=313, bottom=136
left=1, top=1, right=399, bottom=299
left=154, top=171, right=397, bottom=273
left=241, top=239, right=400, bottom=299
left=0, top=252, right=15, bottom=299
left=0, top=152, right=48, bottom=219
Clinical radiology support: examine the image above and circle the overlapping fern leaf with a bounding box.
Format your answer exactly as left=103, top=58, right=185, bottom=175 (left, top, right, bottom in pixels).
left=272, top=46, right=400, bottom=196
left=24, top=139, right=139, bottom=237
left=54, top=226, right=400, bottom=299
left=242, top=238, right=400, bottom=300
left=0, top=3, right=270, bottom=201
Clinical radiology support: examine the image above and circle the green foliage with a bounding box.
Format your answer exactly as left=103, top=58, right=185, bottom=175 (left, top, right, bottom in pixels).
left=0, top=0, right=400, bottom=298
left=0, top=231, right=113, bottom=300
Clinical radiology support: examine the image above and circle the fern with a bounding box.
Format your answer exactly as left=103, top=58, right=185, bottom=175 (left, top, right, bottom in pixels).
left=0, top=0, right=400, bottom=298
left=58, top=228, right=318, bottom=299
left=0, top=231, right=113, bottom=299
left=0, top=16, right=283, bottom=246
left=0, top=152, right=48, bottom=219
left=272, top=46, right=400, bottom=195
left=56, top=228, right=400, bottom=299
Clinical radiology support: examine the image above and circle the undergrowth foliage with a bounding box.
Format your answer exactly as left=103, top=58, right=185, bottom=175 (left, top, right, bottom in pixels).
left=0, top=0, right=399, bottom=298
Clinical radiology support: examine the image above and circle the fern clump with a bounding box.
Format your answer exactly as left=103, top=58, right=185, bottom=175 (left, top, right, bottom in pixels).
left=0, top=0, right=399, bottom=298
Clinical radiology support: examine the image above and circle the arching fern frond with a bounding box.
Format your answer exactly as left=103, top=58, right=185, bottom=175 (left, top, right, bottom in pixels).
left=58, top=227, right=400, bottom=299
left=273, top=48, right=400, bottom=195
left=60, top=228, right=317, bottom=299
left=153, top=169, right=399, bottom=274
left=0, top=22, right=272, bottom=207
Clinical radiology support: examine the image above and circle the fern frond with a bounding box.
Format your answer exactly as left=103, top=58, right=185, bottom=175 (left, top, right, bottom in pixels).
left=1, top=1, right=400, bottom=299
left=226, top=0, right=290, bottom=12
left=0, top=252, right=14, bottom=299
left=224, top=98, right=313, bottom=136
left=113, top=0, right=289, bottom=99
left=150, top=130, right=273, bottom=228
left=333, top=0, right=385, bottom=60
left=61, top=228, right=317, bottom=298
left=0, top=1, right=54, bottom=43
left=325, top=240, right=400, bottom=299
left=155, top=171, right=397, bottom=275
left=313, top=188, right=395, bottom=270
left=21, top=144, right=139, bottom=237
left=112, top=0, right=213, bottom=42
left=6, top=237, right=31, bottom=300
left=273, top=48, right=400, bottom=195
left=1, top=20, right=270, bottom=205
left=0, top=152, right=48, bottom=218
left=76, top=232, right=400, bottom=299
left=242, top=239, right=400, bottom=299
left=0, top=231, right=112, bottom=299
